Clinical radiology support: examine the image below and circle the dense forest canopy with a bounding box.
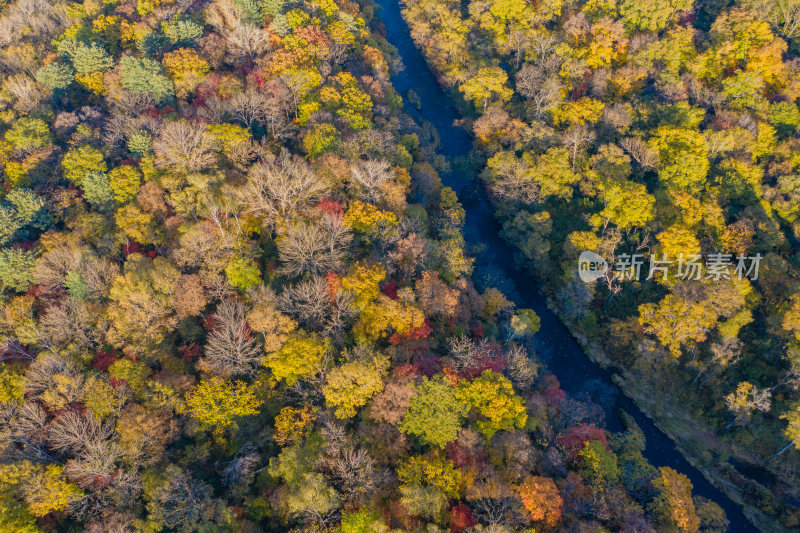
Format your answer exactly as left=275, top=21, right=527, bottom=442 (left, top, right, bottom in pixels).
left=0, top=0, right=766, bottom=530
left=400, top=0, right=800, bottom=529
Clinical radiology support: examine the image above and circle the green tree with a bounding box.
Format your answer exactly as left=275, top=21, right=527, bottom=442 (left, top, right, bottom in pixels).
left=5, top=119, right=51, bottom=154
left=61, top=145, right=107, bottom=186
left=399, top=375, right=468, bottom=448
left=648, top=127, right=709, bottom=192
left=82, top=171, right=114, bottom=210
left=0, top=249, right=36, bottom=292
left=457, top=370, right=527, bottom=439
left=120, top=56, right=174, bottom=102
left=35, top=63, right=74, bottom=90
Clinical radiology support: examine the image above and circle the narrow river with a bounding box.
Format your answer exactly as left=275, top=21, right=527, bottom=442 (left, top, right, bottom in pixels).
left=373, top=1, right=755, bottom=530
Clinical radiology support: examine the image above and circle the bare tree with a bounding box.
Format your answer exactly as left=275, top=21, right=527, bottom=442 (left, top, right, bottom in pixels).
left=620, top=137, right=659, bottom=170
left=516, top=64, right=563, bottom=117
left=349, top=159, right=392, bottom=202
left=203, top=300, right=262, bottom=378
left=47, top=410, right=114, bottom=455
left=239, top=151, right=329, bottom=227
left=277, top=218, right=352, bottom=278
left=279, top=276, right=354, bottom=338
left=561, top=125, right=596, bottom=171
left=205, top=0, right=270, bottom=61
left=153, top=120, right=216, bottom=173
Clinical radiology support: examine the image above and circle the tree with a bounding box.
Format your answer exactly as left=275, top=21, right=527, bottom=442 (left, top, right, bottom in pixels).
left=620, top=0, right=693, bottom=32
left=153, top=120, right=216, bottom=173
left=185, top=377, right=262, bottom=432
left=61, top=145, right=106, bottom=186
left=120, top=56, right=174, bottom=103
left=515, top=475, right=563, bottom=528
left=649, top=467, right=701, bottom=532
left=323, top=354, right=389, bottom=418
left=144, top=466, right=231, bottom=531
left=648, top=127, right=709, bottom=193
left=599, top=178, right=656, bottom=228
left=457, top=370, right=527, bottom=440
left=204, top=300, right=262, bottom=378
left=162, top=48, right=209, bottom=98
left=725, top=381, right=771, bottom=426
left=108, top=165, right=142, bottom=204
left=399, top=375, right=468, bottom=448
left=69, top=42, right=113, bottom=74
left=639, top=295, right=717, bottom=357
left=35, top=63, right=74, bottom=90
left=277, top=218, right=351, bottom=278
left=5, top=118, right=51, bottom=155
left=264, top=331, right=329, bottom=385
left=459, top=67, right=513, bottom=111
left=105, top=254, right=179, bottom=351
left=397, top=455, right=464, bottom=498
left=0, top=249, right=35, bottom=292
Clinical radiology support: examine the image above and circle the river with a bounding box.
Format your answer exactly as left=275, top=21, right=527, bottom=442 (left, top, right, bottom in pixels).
left=373, top=0, right=755, bottom=530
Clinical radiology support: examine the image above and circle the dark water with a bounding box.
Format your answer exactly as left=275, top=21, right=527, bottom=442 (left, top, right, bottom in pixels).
left=373, top=1, right=756, bottom=530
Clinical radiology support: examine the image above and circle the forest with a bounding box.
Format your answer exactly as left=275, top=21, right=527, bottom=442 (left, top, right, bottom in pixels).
left=399, top=0, right=800, bottom=530
left=0, top=0, right=771, bottom=530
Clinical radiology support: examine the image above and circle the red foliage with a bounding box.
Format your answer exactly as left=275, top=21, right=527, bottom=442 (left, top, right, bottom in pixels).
left=381, top=280, right=398, bottom=299
left=389, top=319, right=433, bottom=345
left=123, top=241, right=141, bottom=257
left=463, top=354, right=507, bottom=379
left=159, top=105, right=176, bottom=116
left=202, top=312, right=219, bottom=331
left=177, top=343, right=202, bottom=362
left=470, top=321, right=484, bottom=338
left=317, top=198, right=344, bottom=217
left=449, top=503, right=477, bottom=532
left=544, top=384, right=566, bottom=410
left=92, top=351, right=117, bottom=371
left=145, top=250, right=157, bottom=259
left=557, top=423, right=609, bottom=461
left=392, top=363, right=418, bottom=379
left=411, top=353, right=440, bottom=377
left=324, top=272, right=341, bottom=301
left=25, top=284, right=42, bottom=298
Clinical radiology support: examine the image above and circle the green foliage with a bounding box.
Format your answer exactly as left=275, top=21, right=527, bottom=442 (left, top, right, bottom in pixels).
left=5, top=119, right=51, bottom=154
left=225, top=254, right=261, bottom=291
left=61, top=145, right=106, bottom=186
left=120, top=56, right=174, bottom=102
left=399, top=375, right=468, bottom=448
left=397, top=455, right=464, bottom=497
left=35, top=63, right=74, bottom=90
left=456, top=370, right=527, bottom=439
left=303, top=123, right=340, bottom=157
left=0, top=248, right=35, bottom=292
left=69, top=42, right=113, bottom=74
left=127, top=130, right=153, bottom=157
left=81, top=171, right=113, bottom=209
left=162, top=17, right=204, bottom=44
